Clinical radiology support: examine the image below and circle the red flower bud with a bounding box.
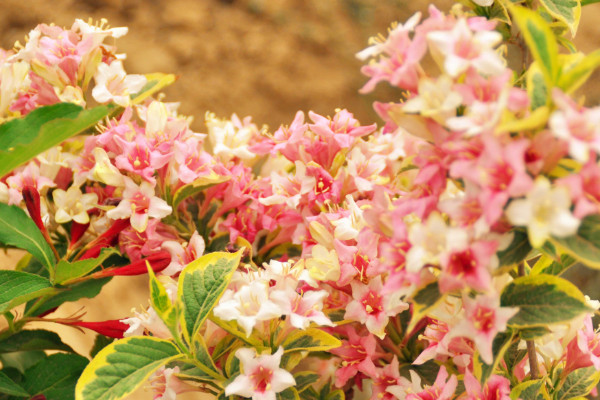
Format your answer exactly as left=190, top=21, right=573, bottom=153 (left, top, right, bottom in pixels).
left=70, top=221, right=90, bottom=248
left=70, top=319, right=129, bottom=338
left=22, top=185, right=45, bottom=232
left=92, top=251, right=171, bottom=278
left=80, top=219, right=130, bottom=260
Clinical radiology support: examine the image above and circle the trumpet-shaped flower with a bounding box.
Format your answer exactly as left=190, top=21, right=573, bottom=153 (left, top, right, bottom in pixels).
left=345, top=276, right=409, bottom=338
left=225, top=347, right=295, bottom=400
left=427, top=18, right=504, bottom=77
left=387, top=366, right=457, bottom=400
left=213, top=280, right=283, bottom=337
left=92, top=60, right=146, bottom=106
left=52, top=186, right=98, bottom=224
left=505, top=176, right=580, bottom=248
left=161, top=231, right=205, bottom=276
left=106, top=177, right=172, bottom=232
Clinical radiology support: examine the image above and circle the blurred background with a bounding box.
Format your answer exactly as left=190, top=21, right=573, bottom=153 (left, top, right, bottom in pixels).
left=1, top=0, right=600, bottom=398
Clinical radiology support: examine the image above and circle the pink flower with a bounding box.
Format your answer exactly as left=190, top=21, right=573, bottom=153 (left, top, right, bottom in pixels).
left=463, top=370, right=511, bottom=400
left=345, top=276, right=409, bottom=338
left=172, top=139, right=216, bottom=184
left=427, top=18, right=504, bottom=77
left=225, top=347, right=295, bottom=400
left=448, top=294, right=518, bottom=364
left=5, top=163, right=55, bottom=205
left=564, top=315, right=600, bottom=374
left=161, top=231, right=205, bottom=276
left=106, top=177, right=172, bottom=232
left=558, top=159, right=600, bottom=219
left=387, top=366, right=457, bottom=400
left=114, top=135, right=171, bottom=183
left=270, top=288, right=333, bottom=329
left=549, top=89, right=600, bottom=162
left=150, top=366, right=193, bottom=400
left=371, top=357, right=402, bottom=400
left=331, top=329, right=379, bottom=387
left=438, top=239, right=498, bottom=293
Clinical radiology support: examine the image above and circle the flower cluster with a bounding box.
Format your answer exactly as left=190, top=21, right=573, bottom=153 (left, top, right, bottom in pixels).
left=2, top=2, right=600, bottom=400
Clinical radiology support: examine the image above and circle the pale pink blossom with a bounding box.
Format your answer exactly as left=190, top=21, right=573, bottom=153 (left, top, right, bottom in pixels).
left=161, top=231, right=205, bottom=276
left=387, top=366, right=457, bottom=400
left=92, top=60, right=146, bottom=106
left=225, top=347, right=295, bottom=400
left=114, top=135, right=171, bottom=183
left=427, top=18, right=504, bottom=77
left=106, top=177, right=172, bottom=232
left=463, top=370, right=510, bottom=400
left=448, top=294, right=518, bottom=364
left=270, top=288, right=333, bottom=329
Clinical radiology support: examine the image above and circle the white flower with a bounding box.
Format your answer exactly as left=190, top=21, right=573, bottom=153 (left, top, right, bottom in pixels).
left=506, top=177, right=580, bottom=248
left=213, top=280, right=283, bottom=337
left=270, top=288, right=333, bottom=329
left=206, top=112, right=257, bottom=162
left=161, top=231, right=205, bottom=276
left=106, top=177, right=172, bottom=232
left=402, top=75, right=462, bottom=124
left=53, top=186, right=97, bottom=224
left=225, top=347, right=295, bottom=400
left=92, top=60, right=146, bottom=106
left=91, top=147, right=125, bottom=187
left=473, top=0, right=494, bottom=6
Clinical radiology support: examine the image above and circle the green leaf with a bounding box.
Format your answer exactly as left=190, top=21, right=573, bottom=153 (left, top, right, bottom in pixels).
left=192, top=335, right=220, bottom=375
left=76, top=336, right=183, bottom=400
left=277, top=387, right=300, bottom=400
left=21, top=353, right=88, bottom=400
left=473, top=331, right=514, bottom=384
left=171, top=174, right=230, bottom=211
left=527, top=62, right=549, bottom=110
left=518, top=326, right=552, bottom=340
left=54, top=248, right=118, bottom=285
left=556, top=366, right=600, bottom=400
left=0, top=203, right=55, bottom=271
left=0, top=270, right=54, bottom=313
left=132, top=73, right=177, bottom=106
left=0, top=371, right=28, bottom=397
left=147, top=262, right=177, bottom=334
left=509, top=5, right=559, bottom=85
left=531, top=253, right=577, bottom=276
left=30, top=277, right=111, bottom=316
left=89, top=335, right=114, bottom=359
left=326, top=389, right=345, bottom=400
left=0, top=104, right=115, bottom=179
left=497, top=230, right=532, bottom=267
left=539, top=0, right=581, bottom=36
left=0, top=330, right=74, bottom=354
left=408, top=281, right=443, bottom=333
left=178, top=251, right=242, bottom=341
left=510, top=378, right=546, bottom=400
left=559, top=49, right=600, bottom=93
left=281, top=328, right=341, bottom=353
left=0, top=351, right=46, bottom=374
left=500, top=274, right=591, bottom=327
left=294, top=372, right=319, bottom=393
left=551, top=214, right=600, bottom=269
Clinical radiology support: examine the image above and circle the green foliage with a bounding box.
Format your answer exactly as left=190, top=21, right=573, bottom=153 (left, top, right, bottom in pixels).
left=510, top=378, right=547, bottom=400
left=0, top=203, right=55, bottom=271
left=281, top=328, right=341, bottom=353
left=0, top=330, right=74, bottom=354
left=539, top=0, right=581, bottom=35
left=29, top=277, right=111, bottom=316
left=552, top=214, right=600, bottom=269
left=555, top=367, right=600, bottom=400
left=497, top=230, right=532, bottom=267
left=54, top=248, right=118, bottom=285
left=473, top=331, right=514, bottom=384
left=0, top=103, right=115, bottom=179
left=509, top=4, right=559, bottom=85
left=21, top=353, right=88, bottom=400
left=0, top=271, right=55, bottom=313
left=408, top=281, right=443, bottom=332
left=0, top=370, right=28, bottom=397
left=178, top=251, right=242, bottom=340
left=75, top=337, right=183, bottom=400
left=500, top=274, right=591, bottom=327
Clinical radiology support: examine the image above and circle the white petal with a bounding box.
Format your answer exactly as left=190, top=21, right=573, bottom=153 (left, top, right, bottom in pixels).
left=225, top=374, right=254, bottom=398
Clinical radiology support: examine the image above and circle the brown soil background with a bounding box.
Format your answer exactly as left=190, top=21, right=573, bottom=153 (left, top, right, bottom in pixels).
left=2, top=0, right=600, bottom=398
